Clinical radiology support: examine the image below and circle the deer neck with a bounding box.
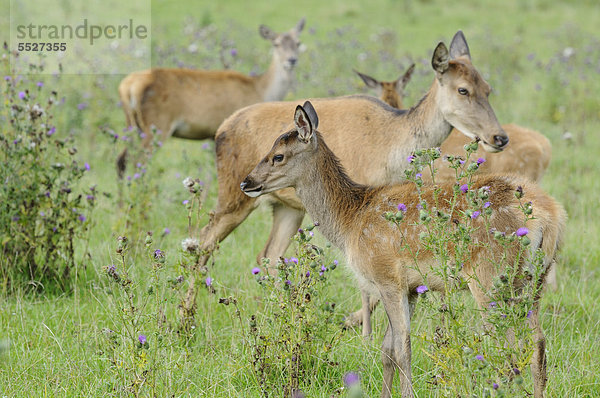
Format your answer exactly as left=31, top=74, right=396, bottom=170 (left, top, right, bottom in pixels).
left=254, top=53, right=295, bottom=102
left=403, top=80, right=453, bottom=150
left=294, top=135, right=367, bottom=251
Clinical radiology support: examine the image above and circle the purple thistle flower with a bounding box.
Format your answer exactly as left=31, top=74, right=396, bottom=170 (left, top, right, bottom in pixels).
left=285, top=280, right=292, bottom=285
left=18, top=91, right=26, bottom=99
left=45, top=191, right=51, bottom=198
left=77, top=102, right=88, bottom=110
left=52, top=226, right=58, bottom=232
left=86, top=195, right=94, bottom=201
left=321, top=265, right=327, bottom=272
left=176, top=275, right=184, bottom=283
left=516, top=227, right=529, bottom=237
left=483, top=201, right=491, bottom=208
left=305, top=271, right=310, bottom=277
left=407, top=155, right=415, bottom=163
left=230, top=48, right=238, bottom=57
left=39, top=211, right=45, bottom=217
left=493, top=383, right=499, bottom=390
left=201, top=142, right=210, bottom=150
left=459, top=159, right=466, bottom=165
left=460, top=184, right=469, bottom=193
left=416, top=285, right=428, bottom=294
left=36, top=81, right=44, bottom=88
left=252, top=267, right=261, bottom=275
left=415, top=173, right=422, bottom=179
left=163, top=227, right=170, bottom=235
left=78, top=214, right=86, bottom=222
left=4, top=76, right=10, bottom=81
left=12, top=216, right=20, bottom=222
left=138, top=334, right=147, bottom=345
left=489, top=301, right=497, bottom=308
left=84, top=162, right=90, bottom=171
left=513, top=368, right=521, bottom=376
left=397, top=203, right=407, bottom=212
left=157, top=141, right=163, bottom=147
left=182, top=200, right=189, bottom=205
left=471, top=211, right=480, bottom=219
left=333, top=260, right=339, bottom=266
left=290, top=257, right=298, bottom=264
left=475, top=354, right=484, bottom=361
left=343, top=372, right=360, bottom=387
left=153, top=249, right=164, bottom=259
left=477, top=157, right=486, bottom=165
left=133, top=173, right=141, bottom=179
left=205, top=276, right=213, bottom=287
left=527, top=310, right=533, bottom=319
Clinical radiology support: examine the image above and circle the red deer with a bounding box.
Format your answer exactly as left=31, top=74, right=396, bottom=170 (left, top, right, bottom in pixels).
left=241, top=102, right=566, bottom=398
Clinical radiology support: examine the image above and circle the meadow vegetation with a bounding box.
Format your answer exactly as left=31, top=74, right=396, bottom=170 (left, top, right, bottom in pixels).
left=1, top=0, right=599, bottom=396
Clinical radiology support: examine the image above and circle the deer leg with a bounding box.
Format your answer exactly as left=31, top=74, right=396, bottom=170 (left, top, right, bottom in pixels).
left=545, top=260, right=557, bottom=292
left=379, top=288, right=413, bottom=398
left=256, top=202, right=305, bottom=274
left=361, top=289, right=373, bottom=338
left=529, top=305, right=547, bottom=398
left=344, top=294, right=380, bottom=335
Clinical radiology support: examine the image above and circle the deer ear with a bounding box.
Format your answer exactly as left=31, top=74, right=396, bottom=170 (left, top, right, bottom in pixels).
left=302, top=101, right=319, bottom=130
left=431, top=42, right=449, bottom=74
left=355, top=70, right=380, bottom=89
left=449, top=30, right=471, bottom=60
left=295, top=17, right=306, bottom=34
left=295, top=104, right=314, bottom=143
left=259, top=24, right=277, bottom=41
left=400, top=63, right=415, bottom=89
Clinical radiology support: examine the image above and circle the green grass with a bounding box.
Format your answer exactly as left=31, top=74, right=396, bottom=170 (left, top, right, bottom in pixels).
left=1, top=0, right=600, bottom=396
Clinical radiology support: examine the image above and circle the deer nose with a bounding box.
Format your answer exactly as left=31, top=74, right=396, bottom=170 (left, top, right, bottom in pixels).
left=288, top=58, right=297, bottom=66
left=240, top=180, right=249, bottom=191
left=494, top=134, right=509, bottom=148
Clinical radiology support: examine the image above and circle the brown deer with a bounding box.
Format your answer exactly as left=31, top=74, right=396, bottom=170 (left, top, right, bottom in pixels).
left=354, top=68, right=552, bottom=183
left=353, top=67, right=557, bottom=298
left=198, top=30, right=507, bottom=270
left=118, top=18, right=305, bottom=146
left=241, top=102, right=566, bottom=398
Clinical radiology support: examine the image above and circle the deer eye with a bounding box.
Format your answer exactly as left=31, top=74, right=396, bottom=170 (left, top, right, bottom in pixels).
left=458, top=87, right=469, bottom=96
left=273, top=154, right=284, bottom=163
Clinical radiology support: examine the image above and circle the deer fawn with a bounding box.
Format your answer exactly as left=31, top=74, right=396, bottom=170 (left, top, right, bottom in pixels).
left=354, top=66, right=557, bottom=299
left=196, top=31, right=507, bottom=278
left=241, top=102, right=566, bottom=398
left=116, top=19, right=305, bottom=172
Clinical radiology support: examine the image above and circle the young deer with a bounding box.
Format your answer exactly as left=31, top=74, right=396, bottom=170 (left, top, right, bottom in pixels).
left=241, top=102, right=566, bottom=398
left=354, top=67, right=557, bottom=295
left=197, top=31, right=508, bottom=280
left=355, top=68, right=553, bottom=183
left=118, top=18, right=305, bottom=146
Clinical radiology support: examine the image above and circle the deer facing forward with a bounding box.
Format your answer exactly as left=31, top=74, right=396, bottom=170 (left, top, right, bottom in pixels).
left=241, top=102, right=566, bottom=398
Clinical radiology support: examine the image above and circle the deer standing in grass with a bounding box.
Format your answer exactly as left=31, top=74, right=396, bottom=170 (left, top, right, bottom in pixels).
left=116, top=19, right=305, bottom=170
left=354, top=67, right=557, bottom=301
left=197, top=30, right=507, bottom=270
left=241, top=102, right=566, bottom=398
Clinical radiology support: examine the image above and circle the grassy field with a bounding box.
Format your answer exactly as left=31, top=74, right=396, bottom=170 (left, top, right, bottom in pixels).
left=1, top=0, right=600, bottom=396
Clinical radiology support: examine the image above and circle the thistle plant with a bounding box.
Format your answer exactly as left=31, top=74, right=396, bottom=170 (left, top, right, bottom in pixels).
left=385, top=142, right=547, bottom=396
left=0, top=46, right=95, bottom=293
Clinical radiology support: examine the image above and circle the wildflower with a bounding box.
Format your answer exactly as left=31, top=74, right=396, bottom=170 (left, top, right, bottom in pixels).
left=483, top=201, right=491, bottom=208
left=182, top=177, right=194, bottom=188
left=18, top=91, right=26, bottom=99
left=515, top=185, right=523, bottom=199
left=305, top=271, right=310, bottom=277
left=527, top=310, right=533, bottom=319
left=475, top=354, right=484, bottom=361
left=163, top=227, right=171, bottom=235
left=513, top=368, right=521, bottom=376
left=493, top=383, right=499, bottom=390
left=138, top=334, right=147, bottom=345
left=397, top=203, right=407, bottom=212
left=230, top=48, right=238, bottom=57
left=333, top=260, right=339, bottom=266
left=319, top=265, right=327, bottom=276
left=415, top=172, right=422, bottom=179
left=285, top=280, right=292, bottom=285
left=477, top=157, right=486, bottom=165
left=78, top=214, right=86, bottom=222
left=181, top=238, right=199, bottom=253
left=77, top=102, right=87, bottom=110
left=176, top=275, right=184, bottom=283
left=136, top=162, right=142, bottom=168
left=205, top=276, right=213, bottom=287
left=39, top=211, right=45, bottom=217
left=133, top=173, right=141, bottom=179
left=153, top=249, right=164, bottom=260
left=515, top=227, right=529, bottom=237
left=202, top=142, right=210, bottom=150
left=488, top=301, right=497, bottom=308
left=252, top=267, right=261, bottom=275
left=407, top=155, right=414, bottom=163
left=343, top=372, right=360, bottom=387
left=290, top=257, right=298, bottom=264
left=182, top=199, right=189, bottom=205
left=3, top=76, right=10, bottom=81
left=84, top=162, right=90, bottom=171
left=416, top=285, right=428, bottom=294
left=36, top=81, right=43, bottom=88
left=471, top=211, right=480, bottom=219
left=459, top=159, right=465, bottom=165
left=460, top=184, right=468, bottom=193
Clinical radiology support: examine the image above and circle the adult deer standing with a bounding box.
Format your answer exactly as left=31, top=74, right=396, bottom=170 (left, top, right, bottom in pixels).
left=116, top=19, right=305, bottom=169
left=197, top=31, right=507, bottom=277
left=241, top=102, right=566, bottom=398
